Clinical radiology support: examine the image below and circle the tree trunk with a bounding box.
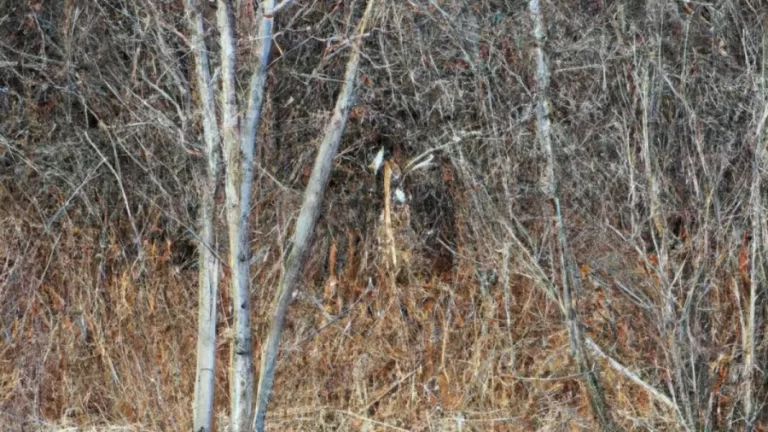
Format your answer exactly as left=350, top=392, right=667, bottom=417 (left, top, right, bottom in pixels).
left=252, top=2, right=376, bottom=430
left=187, top=0, right=222, bottom=430
left=528, top=0, right=612, bottom=428
left=216, top=0, right=276, bottom=429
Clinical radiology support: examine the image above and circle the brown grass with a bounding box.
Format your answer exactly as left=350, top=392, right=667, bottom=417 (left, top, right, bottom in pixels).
left=2, top=0, right=768, bottom=430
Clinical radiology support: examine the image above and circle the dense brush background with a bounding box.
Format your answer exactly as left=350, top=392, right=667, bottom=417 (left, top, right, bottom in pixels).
left=1, top=0, right=767, bottom=430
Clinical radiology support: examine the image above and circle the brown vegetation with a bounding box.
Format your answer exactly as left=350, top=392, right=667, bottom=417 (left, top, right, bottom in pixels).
left=1, top=0, right=767, bottom=430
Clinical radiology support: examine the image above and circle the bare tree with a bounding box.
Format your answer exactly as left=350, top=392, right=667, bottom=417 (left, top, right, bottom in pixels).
left=217, top=0, right=277, bottom=430
left=252, top=1, right=377, bottom=430
left=528, top=0, right=611, bottom=428
left=185, top=0, right=278, bottom=429
left=186, top=1, right=222, bottom=430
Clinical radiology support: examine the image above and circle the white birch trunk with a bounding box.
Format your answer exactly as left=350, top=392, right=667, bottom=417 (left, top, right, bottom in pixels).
left=187, top=1, right=222, bottom=430
left=217, top=0, right=276, bottom=429
left=252, top=2, right=376, bottom=430
left=217, top=0, right=253, bottom=430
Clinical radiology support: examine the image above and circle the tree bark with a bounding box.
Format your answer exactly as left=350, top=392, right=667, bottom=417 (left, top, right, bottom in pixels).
left=187, top=1, right=222, bottom=430
left=528, top=0, right=612, bottom=428
left=216, top=0, right=276, bottom=429
left=252, top=2, right=376, bottom=430
left=216, top=1, right=254, bottom=430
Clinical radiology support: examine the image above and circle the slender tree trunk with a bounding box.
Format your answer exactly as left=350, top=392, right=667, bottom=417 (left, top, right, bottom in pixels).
left=216, top=0, right=276, bottom=429
left=194, top=188, right=220, bottom=432
left=252, top=2, right=376, bottom=430
left=528, top=0, right=611, bottom=428
left=636, top=59, right=695, bottom=430
left=187, top=1, right=222, bottom=430
left=216, top=1, right=253, bottom=429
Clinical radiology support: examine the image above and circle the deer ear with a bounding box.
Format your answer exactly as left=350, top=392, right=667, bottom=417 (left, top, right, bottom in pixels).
left=369, top=147, right=385, bottom=174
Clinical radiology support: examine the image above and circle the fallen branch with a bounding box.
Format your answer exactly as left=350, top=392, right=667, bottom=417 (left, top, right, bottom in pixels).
left=585, top=337, right=679, bottom=413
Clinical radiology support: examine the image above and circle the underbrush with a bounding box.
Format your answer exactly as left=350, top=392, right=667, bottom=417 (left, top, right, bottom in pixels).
left=2, top=0, right=767, bottom=430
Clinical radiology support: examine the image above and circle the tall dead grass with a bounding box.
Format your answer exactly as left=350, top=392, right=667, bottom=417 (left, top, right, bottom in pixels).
left=1, top=0, right=767, bottom=430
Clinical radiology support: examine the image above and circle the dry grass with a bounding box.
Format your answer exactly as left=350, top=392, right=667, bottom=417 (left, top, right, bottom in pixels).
left=2, top=0, right=768, bottom=430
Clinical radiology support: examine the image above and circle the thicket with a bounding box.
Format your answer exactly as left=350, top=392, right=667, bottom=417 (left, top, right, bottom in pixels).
left=1, top=0, right=767, bottom=430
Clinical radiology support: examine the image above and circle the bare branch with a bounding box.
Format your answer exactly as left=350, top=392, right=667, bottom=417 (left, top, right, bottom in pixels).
left=273, top=0, right=295, bottom=14
left=586, top=337, right=680, bottom=413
